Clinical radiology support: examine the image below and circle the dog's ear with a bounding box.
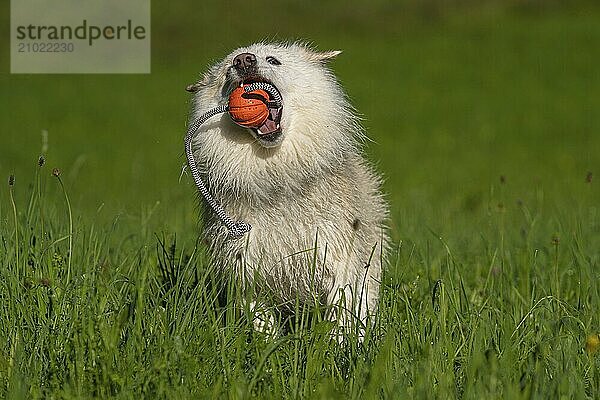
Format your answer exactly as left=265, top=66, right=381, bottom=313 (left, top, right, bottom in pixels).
left=186, top=63, right=222, bottom=93
left=309, top=50, right=342, bottom=64
left=186, top=81, right=202, bottom=93
left=186, top=72, right=212, bottom=93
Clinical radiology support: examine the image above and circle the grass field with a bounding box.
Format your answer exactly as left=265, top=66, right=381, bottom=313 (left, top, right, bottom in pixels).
left=1, top=1, right=600, bottom=398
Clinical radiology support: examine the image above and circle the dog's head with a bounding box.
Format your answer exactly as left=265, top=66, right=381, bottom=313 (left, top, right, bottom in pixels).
left=189, top=42, right=346, bottom=149
left=188, top=42, right=363, bottom=203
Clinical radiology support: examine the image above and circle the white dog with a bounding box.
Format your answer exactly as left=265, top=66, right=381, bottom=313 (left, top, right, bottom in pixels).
left=187, top=42, right=389, bottom=338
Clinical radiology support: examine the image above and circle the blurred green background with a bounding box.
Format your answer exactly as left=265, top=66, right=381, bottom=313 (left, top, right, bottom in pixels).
left=1, top=0, right=599, bottom=239
left=1, top=2, right=600, bottom=397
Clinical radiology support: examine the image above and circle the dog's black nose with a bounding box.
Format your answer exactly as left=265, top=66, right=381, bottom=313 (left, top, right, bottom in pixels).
left=233, top=53, right=257, bottom=71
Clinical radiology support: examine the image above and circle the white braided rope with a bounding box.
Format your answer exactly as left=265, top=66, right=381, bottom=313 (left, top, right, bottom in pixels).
left=185, top=105, right=251, bottom=239
left=185, top=82, right=282, bottom=239
left=243, top=82, right=283, bottom=107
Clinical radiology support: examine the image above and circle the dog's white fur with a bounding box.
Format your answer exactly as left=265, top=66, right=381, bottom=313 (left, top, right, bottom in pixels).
left=189, top=42, right=388, bottom=335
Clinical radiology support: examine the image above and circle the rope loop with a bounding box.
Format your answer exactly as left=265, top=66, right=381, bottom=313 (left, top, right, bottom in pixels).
left=185, top=82, right=282, bottom=239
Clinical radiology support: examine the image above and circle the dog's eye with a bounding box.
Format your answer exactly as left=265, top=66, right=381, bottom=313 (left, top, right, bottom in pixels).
left=266, top=56, right=281, bottom=66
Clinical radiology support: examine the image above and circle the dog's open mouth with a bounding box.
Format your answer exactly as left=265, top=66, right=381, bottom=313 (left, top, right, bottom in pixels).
left=237, top=76, right=283, bottom=142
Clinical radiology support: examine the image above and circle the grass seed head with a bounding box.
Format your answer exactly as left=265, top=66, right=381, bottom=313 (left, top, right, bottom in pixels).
left=8, top=174, right=15, bottom=186
left=52, top=168, right=61, bottom=177
left=586, top=334, right=600, bottom=354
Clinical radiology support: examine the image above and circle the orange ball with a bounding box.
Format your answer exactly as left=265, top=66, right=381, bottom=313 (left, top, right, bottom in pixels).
left=228, top=85, right=270, bottom=128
